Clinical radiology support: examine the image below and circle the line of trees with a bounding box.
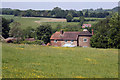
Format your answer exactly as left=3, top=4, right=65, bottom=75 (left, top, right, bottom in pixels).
left=1, top=7, right=83, bottom=18
left=1, top=7, right=111, bottom=19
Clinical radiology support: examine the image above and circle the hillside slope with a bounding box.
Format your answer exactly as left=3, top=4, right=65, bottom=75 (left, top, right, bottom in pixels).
left=2, top=43, right=118, bottom=78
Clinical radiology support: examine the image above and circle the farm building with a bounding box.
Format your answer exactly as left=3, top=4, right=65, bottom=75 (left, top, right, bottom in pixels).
left=82, top=24, right=91, bottom=28
left=50, top=29, right=93, bottom=47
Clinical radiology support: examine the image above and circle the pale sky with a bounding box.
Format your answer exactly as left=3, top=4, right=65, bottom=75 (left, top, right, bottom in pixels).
left=1, top=0, right=120, bottom=2
left=1, top=0, right=119, bottom=10
left=2, top=2, right=118, bottom=10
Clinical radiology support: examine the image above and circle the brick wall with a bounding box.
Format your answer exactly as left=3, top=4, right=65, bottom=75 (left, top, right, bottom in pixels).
left=51, top=40, right=62, bottom=47
left=61, top=41, right=77, bottom=46
left=51, top=40, right=77, bottom=47
left=51, top=36, right=91, bottom=47
left=78, top=36, right=91, bottom=47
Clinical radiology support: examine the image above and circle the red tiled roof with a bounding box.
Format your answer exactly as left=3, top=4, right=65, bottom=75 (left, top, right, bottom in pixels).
left=79, top=30, right=92, bottom=36
left=62, top=32, right=81, bottom=40
left=50, top=31, right=92, bottom=40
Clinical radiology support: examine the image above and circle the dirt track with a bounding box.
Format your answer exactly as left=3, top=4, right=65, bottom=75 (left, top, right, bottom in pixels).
left=34, top=18, right=66, bottom=23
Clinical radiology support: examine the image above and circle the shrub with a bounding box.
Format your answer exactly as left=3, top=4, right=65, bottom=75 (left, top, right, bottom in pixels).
left=20, top=40, right=44, bottom=45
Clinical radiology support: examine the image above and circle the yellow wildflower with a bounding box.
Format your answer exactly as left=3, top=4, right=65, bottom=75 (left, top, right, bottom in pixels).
left=85, top=58, right=92, bottom=61
left=75, top=76, right=85, bottom=78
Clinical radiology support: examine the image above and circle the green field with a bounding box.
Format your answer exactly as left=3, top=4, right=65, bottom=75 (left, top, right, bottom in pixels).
left=2, top=43, right=118, bottom=78
left=2, top=15, right=78, bottom=29
left=74, top=17, right=105, bottom=26
left=74, top=17, right=105, bottom=20
left=1, top=15, right=103, bottom=29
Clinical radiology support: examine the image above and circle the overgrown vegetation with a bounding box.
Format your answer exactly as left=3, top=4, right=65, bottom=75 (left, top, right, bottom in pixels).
left=90, top=13, right=120, bottom=49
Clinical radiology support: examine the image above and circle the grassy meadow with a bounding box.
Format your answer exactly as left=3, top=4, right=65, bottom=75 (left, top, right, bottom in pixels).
left=1, top=15, right=105, bottom=29
left=2, top=43, right=118, bottom=78
left=74, top=17, right=105, bottom=26
left=1, top=15, right=70, bottom=29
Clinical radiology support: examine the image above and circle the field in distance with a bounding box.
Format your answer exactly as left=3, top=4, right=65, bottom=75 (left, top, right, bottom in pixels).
left=1, top=15, right=105, bottom=29
left=1, top=15, right=74, bottom=29
left=2, top=43, right=118, bottom=78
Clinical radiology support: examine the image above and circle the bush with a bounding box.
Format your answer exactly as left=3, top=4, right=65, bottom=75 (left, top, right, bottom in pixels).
left=84, top=19, right=96, bottom=21
left=13, top=40, right=21, bottom=44
left=20, top=40, right=44, bottom=45
left=72, top=19, right=80, bottom=22
left=36, top=24, right=52, bottom=44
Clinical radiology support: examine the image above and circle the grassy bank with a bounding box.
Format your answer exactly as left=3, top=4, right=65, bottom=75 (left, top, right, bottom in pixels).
left=2, top=43, right=118, bottom=78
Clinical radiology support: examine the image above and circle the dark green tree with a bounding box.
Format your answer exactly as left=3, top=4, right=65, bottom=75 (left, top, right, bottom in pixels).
left=2, top=18, right=10, bottom=38
left=84, top=10, right=89, bottom=17
left=108, top=13, right=120, bottom=48
left=52, top=7, right=66, bottom=18
left=13, top=9, right=21, bottom=16
left=66, top=13, right=73, bottom=22
left=90, top=12, right=96, bottom=17
left=36, top=24, right=52, bottom=44
left=79, top=11, right=83, bottom=16
left=90, top=13, right=120, bottom=49
left=79, top=16, right=84, bottom=26
left=23, top=27, right=35, bottom=39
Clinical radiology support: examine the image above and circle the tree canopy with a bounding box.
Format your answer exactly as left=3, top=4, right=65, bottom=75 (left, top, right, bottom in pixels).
left=1, top=7, right=113, bottom=18
left=66, top=13, right=73, bottom=22
left=2, top=18, right=10, bottom=38
left=36, top=24, right=52, bottom=44
left=90, top=13, right=120, bottom=49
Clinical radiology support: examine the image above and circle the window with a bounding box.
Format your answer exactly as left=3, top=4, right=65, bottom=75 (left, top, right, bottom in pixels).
left=83, top=46, right=88, bottom=48
left=83, top=38, right=87, bottom=42
left=65, top=40, right=67, bottom=42
left=71, top=40, right=74, bottom=43
left=54, top=40, right=57, bottom=43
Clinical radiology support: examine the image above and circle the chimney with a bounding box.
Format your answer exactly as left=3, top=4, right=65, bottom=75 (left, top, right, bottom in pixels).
left=60, top=30, right=64, bottom=34
left=92, top=29, right=94, bottom=35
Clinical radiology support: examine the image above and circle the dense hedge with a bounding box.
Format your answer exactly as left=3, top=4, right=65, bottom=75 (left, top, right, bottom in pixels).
left=14, top=40, right=44, bottom=45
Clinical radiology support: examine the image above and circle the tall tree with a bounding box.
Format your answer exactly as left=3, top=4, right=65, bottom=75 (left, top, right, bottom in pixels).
left=90, top=12, right=96, bottom=17
left=2, top=18, right=10, bottom=38
left=108, top=13, right=120, bottom=48
left=79, top=11, right=83, bottom=16
left=90, top=13, right=120, bottom=49
left=13, top=9, right=21, bottom=16
left=79, top=16, right=84, bottom=26
left=9, top=22, right=23, bottom=42
left=23, top=27, right=35, bottom=38
left=84, top=10, right=89, bottom=17
left=66, top=13, right=73, bottom=22
left=36, top=24, right=52, bottom=44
